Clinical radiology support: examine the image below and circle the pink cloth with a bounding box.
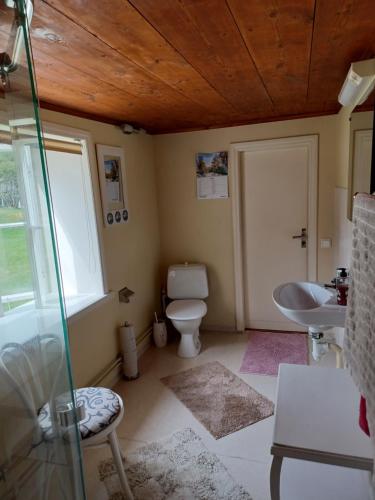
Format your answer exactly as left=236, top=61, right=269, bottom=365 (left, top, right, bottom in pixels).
left=240, top=330, right=308, bottom=376
left=359, top=396, right=370, bottom=436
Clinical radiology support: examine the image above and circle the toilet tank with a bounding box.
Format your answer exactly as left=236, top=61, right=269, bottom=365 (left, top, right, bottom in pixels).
left=167, top=264, right=208, bottom=299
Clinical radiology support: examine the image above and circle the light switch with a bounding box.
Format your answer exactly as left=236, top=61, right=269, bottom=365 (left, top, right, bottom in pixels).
left=320, top=238, right=332, bottom=249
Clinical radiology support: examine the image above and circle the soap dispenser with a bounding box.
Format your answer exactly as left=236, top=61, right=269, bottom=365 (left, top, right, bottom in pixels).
left=335, top=268, right=349, bottom=306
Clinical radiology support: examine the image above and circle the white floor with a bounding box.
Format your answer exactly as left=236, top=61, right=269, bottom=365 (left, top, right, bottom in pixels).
left=82, top=331, right=372, bottom=500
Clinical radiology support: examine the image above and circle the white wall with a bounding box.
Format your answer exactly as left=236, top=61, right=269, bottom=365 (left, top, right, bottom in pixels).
left=154, top=114, right=346, bottom=331
left=40, top=108, right=356, bottom=382
left=41, top=109, right=161, bottom=387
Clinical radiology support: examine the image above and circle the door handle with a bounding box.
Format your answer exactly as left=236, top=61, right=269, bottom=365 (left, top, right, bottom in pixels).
left=292, top=228, right=307, bottom=248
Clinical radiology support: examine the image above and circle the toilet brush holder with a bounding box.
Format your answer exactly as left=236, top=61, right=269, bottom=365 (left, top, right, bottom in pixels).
left=153, top=320, right=167, bottom=348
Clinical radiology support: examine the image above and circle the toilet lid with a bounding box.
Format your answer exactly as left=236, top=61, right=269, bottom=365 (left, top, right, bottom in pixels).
left=166, top=299, right=207, bottom=320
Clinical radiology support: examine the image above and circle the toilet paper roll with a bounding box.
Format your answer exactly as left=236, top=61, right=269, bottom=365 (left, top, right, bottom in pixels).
left=119, top=323, right=139, bottom=379
left=119, top=324, right=137, bottom=353
left=123, top=351, right=139, bottom=379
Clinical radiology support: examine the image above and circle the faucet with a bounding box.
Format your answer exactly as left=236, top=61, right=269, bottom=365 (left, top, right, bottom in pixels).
left=324, top=268, right=350, bottom=305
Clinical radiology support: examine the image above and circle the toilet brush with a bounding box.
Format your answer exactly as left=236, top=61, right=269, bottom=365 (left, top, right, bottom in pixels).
left=153, top=311, right=167, bottom=347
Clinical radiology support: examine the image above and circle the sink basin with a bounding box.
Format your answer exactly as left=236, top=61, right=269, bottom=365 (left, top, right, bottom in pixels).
left=272, top=282, right=346, bottom=330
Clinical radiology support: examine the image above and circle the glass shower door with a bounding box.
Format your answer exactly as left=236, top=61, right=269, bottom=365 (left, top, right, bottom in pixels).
left=0, top=1, right=85, bottom=498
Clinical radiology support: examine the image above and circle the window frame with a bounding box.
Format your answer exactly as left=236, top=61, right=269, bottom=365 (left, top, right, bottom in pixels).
left=41, top=122, right=109, bottom=315
left=0, top=123, right=108, bottom=319
left=0, top=141, right=40, bottom=316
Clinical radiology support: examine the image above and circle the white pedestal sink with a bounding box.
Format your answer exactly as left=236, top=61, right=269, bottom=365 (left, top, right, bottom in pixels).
left=272, top=282, right=346, bottom=330
left=272, top=282, right=347, bottom=364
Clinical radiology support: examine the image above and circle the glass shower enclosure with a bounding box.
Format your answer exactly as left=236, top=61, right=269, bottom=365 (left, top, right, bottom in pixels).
left=0, top=1, right=85, bottom=498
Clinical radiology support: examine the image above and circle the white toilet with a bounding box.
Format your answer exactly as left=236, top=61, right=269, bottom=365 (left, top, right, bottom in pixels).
left=166, top=263, right=208, bottom=358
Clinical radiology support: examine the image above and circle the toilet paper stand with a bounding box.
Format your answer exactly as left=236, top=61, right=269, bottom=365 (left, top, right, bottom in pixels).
left=118, top=287, right=135, bottom=303
left=119, top=322, right=139, bottom=380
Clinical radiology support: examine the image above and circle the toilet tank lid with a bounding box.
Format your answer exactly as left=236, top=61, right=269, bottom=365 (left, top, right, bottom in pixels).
left=168, top=263, right=206, bottom=271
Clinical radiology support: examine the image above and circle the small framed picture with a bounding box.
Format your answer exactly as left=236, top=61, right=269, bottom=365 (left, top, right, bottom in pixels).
left=196, top=151, right=228, bottom=199
left=96, top=144, right=129, bottom=226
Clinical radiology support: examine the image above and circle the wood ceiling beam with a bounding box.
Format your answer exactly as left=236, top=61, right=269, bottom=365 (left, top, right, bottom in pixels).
left=34, top=50, right=212, bottom=133
left=307, top=0, right=375, bottom=113
left=226, top=0, right=316, bottom=116
left=129, top=0, right=275, bottom=116
left=40, top=101, right=123, bottom=127
left=11, top=0, right=372, bottom=133
left=33, top=52, right=164, bottom=130
left=153, top=108, right=337, bottom=135
left=42, top=0, right=239, bottom=120
left=32, top=0, right=230, bottom=129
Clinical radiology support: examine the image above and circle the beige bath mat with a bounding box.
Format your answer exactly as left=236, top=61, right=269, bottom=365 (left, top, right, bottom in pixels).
left=161, top=361, right=274, bottom=439
left=98, top=428, right=252, bottom=499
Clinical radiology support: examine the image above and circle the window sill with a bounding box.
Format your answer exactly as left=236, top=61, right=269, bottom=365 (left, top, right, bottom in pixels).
left=0, top=292, right=115, bottom=348
left=66, top=292, right=115, bottom=325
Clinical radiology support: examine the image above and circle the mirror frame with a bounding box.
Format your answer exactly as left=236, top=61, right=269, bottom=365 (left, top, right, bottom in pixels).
left=370, top=110, right=375, bottom=193
left=347, top=105, right=374, bottom=220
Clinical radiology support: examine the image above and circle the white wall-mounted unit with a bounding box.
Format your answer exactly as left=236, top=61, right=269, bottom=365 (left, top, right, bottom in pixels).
left=338, top=58, right=375, bottom=107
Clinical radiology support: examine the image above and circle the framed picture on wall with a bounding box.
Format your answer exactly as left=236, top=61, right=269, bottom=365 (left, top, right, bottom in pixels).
left=196, top=151, right=228, bottom=199
left=96, top=144, right=129, bottom=226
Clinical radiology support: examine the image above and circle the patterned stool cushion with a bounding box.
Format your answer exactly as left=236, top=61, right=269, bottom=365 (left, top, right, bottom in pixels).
left=38, top=387, right=122, bottom=440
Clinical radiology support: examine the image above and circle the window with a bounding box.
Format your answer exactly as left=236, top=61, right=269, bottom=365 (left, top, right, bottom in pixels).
left=0, top=125, right=105, bottom=318
left=0, top=144, right=34, bottom=315
left=43, top=127, right=105, bottom=316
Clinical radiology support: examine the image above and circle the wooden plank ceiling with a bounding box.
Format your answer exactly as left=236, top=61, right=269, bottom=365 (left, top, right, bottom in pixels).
left=27, top=0, right=375, bottom=134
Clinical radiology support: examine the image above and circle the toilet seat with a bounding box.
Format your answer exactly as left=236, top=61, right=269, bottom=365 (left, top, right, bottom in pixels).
left=166, top=299, right=207, bottom=320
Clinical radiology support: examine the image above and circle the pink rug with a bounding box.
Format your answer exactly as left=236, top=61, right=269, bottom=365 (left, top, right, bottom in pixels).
left=240, top=330, right=308, bottom=376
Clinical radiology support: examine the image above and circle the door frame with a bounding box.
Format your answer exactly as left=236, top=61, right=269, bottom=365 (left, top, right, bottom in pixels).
left=230, top=135, right=318, bottom=332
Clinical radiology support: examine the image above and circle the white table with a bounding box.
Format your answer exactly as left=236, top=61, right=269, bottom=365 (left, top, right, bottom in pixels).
left=270, top=364, right=373, bottom=500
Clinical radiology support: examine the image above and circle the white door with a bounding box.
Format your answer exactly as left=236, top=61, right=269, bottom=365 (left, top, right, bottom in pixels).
left=241, top=135, right=318, bottom=331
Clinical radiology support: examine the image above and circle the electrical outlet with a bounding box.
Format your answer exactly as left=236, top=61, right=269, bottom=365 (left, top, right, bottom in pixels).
left=320, top=238, right=332, bottom=249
